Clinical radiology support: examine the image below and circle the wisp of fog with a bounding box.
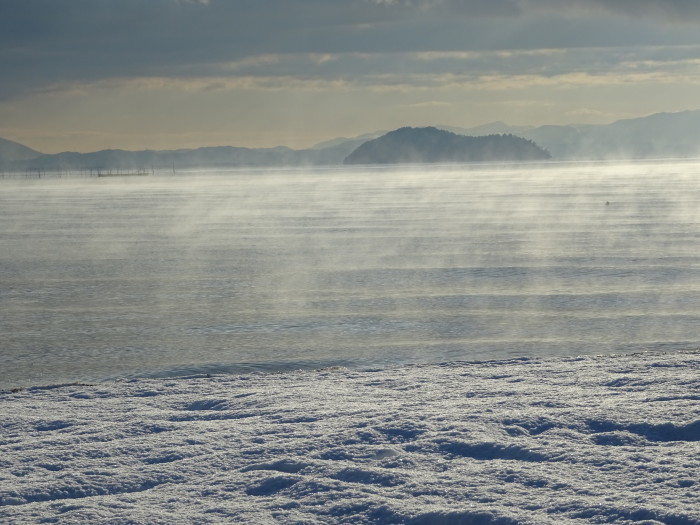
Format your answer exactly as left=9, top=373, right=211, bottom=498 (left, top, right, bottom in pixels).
left=2, top=161, right=700, bottom=388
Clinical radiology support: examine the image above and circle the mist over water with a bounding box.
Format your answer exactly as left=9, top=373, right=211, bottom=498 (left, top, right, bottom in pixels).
left=3, top=161, right=700, bottom=388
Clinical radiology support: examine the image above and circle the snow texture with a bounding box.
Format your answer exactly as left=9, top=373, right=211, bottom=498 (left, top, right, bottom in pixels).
left=1, top=351, right=699, bottom=524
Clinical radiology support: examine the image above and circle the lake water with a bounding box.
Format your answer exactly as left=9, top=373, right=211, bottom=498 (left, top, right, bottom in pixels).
left=3, top=161, right=700, bottom=388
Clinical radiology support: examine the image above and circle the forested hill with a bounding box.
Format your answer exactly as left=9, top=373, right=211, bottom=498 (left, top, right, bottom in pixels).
left=343, top=127, right=551, bottom=164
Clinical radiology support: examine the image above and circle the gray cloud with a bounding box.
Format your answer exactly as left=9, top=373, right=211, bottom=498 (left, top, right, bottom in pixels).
left=1, top=0, right=699, bottom=102
left=407, top=0, right=700, bottom=21
left=539, top=0, right=700, bottom=21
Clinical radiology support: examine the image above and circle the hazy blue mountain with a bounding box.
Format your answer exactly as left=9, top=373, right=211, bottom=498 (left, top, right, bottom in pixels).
left=0, top=137, right=42, bottom=162
left=16, top=146, right=315, bottom=171
left=4, top=108, right=700, bottom=171
left=441, top=122, right=535, bottom=136
left=7, top=142, right=368, bottom=171
left=343, top=127, right=551, bottom=164
left=310, top=131, right=385, bottom=151
left=307, top=132, right=386, bottom=165
left=595, top=110, right=700, bottom=159
left=447, top=109, right=700, bottom=160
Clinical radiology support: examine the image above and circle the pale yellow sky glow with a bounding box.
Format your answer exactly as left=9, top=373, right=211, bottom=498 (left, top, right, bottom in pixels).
left=1, top=1, right=700, bottom=153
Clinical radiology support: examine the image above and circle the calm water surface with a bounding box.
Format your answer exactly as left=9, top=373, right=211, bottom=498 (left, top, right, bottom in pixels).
left=3, top=162, right=700, bottom=387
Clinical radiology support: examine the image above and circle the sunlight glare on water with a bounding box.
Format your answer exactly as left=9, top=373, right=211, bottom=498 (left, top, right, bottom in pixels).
left=2, top=161, right=700, bottom=387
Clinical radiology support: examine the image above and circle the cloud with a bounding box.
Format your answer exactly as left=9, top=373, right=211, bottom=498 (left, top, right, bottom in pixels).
left=2, top=0, right=700, bottom=151
left=0, top=1, right=698, bottom=103
left=565, top=107, right=612, bottom=119
left=541, top=0, right=700, bottom=22
left=408, top=100, right=452, bottom=108
left=386, top=0, right=700, bottom=22
left=11, top=44, right=700, bottom=103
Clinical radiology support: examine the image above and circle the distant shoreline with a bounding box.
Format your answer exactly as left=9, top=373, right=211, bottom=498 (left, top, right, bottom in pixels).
left=5, top=155, right=700, bottom=181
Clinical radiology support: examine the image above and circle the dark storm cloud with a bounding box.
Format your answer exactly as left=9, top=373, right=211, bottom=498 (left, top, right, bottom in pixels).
left=1, top=0, right=699, bottom=101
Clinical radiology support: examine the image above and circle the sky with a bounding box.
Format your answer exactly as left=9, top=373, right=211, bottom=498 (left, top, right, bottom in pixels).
left=2, top=0, right=700, bottom=153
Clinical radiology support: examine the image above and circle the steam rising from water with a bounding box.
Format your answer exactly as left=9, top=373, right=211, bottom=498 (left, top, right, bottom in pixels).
left=3, top=161, right=700, bottom=387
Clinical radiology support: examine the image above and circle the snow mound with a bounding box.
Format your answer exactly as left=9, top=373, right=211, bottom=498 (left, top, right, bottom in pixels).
left=1, top=352, right=699, bottom=524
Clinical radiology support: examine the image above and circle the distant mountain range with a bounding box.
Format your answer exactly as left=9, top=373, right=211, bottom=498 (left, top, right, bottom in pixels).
left=0, top=137, right=42, bottom=162
left=2, top=109, right=700, bottom=170
left=449, top=109, right=700, bottom=160
left=344, top=127, right=550, bottom=164
left=0, top=137, right=385, bottom=172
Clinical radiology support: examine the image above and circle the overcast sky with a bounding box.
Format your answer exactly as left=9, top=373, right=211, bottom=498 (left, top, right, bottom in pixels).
left=2, top=0, right=700, bottom=153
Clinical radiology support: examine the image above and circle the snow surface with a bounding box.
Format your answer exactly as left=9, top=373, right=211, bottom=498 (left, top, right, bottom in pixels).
left=1, top=351, right=699, bottom=524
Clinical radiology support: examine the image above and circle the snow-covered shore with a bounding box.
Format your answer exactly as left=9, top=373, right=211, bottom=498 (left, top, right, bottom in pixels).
left=2, top=351, right=699, bottom=524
